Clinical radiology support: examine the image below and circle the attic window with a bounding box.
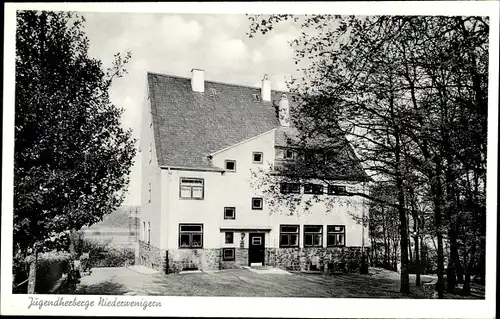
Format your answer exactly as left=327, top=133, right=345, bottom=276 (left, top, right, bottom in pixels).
left=252, top=93, right=260, bottom=101
left=209, top=88, right=217, bottom=96
left=225, top=160, right=236, bottom=172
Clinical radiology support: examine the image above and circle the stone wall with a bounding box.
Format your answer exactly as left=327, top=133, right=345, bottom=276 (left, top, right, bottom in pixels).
left=266, top=247, right=368, bottom=272
left=167, top=248, right=220, bottom=273
left=220, top=248, right=248, bottom=269
left=138, top=240, right=167, bottom=273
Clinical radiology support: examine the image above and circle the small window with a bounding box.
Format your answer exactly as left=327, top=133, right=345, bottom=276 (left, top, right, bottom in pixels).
left=284, top=149, right=295, bottom=160
left=147, top=222, right=151, bottom=244
left=179, top=224, right=203, bottom=248
left=252, top=197, right=263, bottom=210
left=280, top=225, right=299, bottom=248
left=225, top=232, right=234, bottom=244
left=253, top=152, right=263, bottom=164
left=222, top=248, right=235, bottom=261
left=280, top=183, right=300, bottom=194
left=328, top=185, right=348, bottom=195
left=252, top=93, right=261, bottom=101
left=304, top=184, right=324, bottom=195
left=209, top=88, right=217, bottom=95
left=180, top=178, right=204, bottom=199
left=148, top=144, right=152, bottom=163
left=224, top=207, right=236, bottom=219
left=275, top=148, right=284, bottom=159
left=304, top=225, right=323, bottom=247
left=251, top=237, right=262, bottom=245
left=225, top=160, right=236, bottom=172
left=148, top=182, right=152, bottom=203
left=327, top=225, right=345, bottom=247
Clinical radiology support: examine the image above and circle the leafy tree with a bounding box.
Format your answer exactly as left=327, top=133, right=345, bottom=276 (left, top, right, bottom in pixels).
left=14, top=10, right=136, bottom=293
left=248, top=14, right=488, bottom=297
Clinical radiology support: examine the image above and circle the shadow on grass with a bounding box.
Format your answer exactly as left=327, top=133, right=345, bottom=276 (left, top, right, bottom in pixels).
left=71, top=280, right=128, bottom=295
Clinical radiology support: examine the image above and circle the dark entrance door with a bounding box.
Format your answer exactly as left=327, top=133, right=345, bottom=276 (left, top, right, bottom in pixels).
left=248, top=233, right=265, bottom=266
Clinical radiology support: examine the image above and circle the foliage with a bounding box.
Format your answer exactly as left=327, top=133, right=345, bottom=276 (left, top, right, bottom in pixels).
left=14, top=10, right=136, bottom=256
left=247, top=14, right=488, bottom=297
left=77, top=237, right=135, bottom=268
left=13, top=251, right=72, bottom=294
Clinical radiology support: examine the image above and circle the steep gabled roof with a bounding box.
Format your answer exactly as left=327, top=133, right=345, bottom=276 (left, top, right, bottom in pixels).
left=147, top=71, right=369, bottom=182
left=147, top=72, right=284, bottom=168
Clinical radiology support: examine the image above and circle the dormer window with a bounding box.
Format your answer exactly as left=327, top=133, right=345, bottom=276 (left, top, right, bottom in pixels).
left=328, top=185, right=348, bottom=195
left=284, top=149, right=295, bottom=160
left=209, top=88, right=217, bottom=95
left=252, top=93, right=260, bottom=102
left=225, top=160, right=236, bottom=172
left=276, top=148, right=296, bottom=160
left=304, top=183, right=324, bottom=195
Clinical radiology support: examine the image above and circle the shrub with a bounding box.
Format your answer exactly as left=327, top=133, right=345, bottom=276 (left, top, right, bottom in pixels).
left=78, top=237, right=134, bottom=268
left=89, top=247, right=135, bottom=268
left=13, top=251, right=73, bottom=294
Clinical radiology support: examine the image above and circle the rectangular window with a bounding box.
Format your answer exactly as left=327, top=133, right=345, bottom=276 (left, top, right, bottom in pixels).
left=179, top=224, right=203, bottom=248
left=253, top=152, right=263, bottom=164
left=284, top=148, right=295, bottom=160
left=225, top=232, right=234, bottom=244
left=251, top=237, right=262, bottom=245
left=148, top=182, right=152, bottom=203
left=222, top=248, right=235, bottom=261
left=328, top=185, right=348, bottom=195
left=179, top=178, right=204, bottom=199
left=304, top=184, right=324, bottom=195
left=304, top=225, right=323, bottom=247
left=275, top=148, right=284, bottom=159
left=224, top=207, right=236, bottom=219
left=327, top=225, right=346, bottom=247
left=251, top=197, right=263, bottom=210
left=280, top=225, right=299, bottom=248
left=148, top=144, right=152, bottom=163
left=280, top=183, right=300, bottom=194
left=225, top=160, right=236, bottom=172
left=148, top=222, right=151, bottom=244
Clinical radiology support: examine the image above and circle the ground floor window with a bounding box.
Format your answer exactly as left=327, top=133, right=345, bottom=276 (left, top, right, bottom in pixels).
left=327, top=225, right=345, bottom=246
left=304, top=225, right=323, bottom=247
left=222, top=248, right=235, bottom=261
left=280, top=225, right=299, bottom=247
left=225, top=231, right=234, bottom=244
left=179, top=224, right=203, bottom=248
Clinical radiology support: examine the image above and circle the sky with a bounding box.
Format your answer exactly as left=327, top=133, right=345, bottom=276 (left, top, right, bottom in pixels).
left=80, top=12, right=302, bottom=206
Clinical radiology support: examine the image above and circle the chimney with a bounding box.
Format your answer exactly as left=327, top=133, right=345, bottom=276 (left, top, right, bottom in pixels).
left=191, top=68, right=205, bottom=93
left=261, top=74, right=271, bottom=102
left=278, top=93, right=290, bottom=127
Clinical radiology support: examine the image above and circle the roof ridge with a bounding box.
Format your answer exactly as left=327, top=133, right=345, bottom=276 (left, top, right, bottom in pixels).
left=147, top=71, right=290, bottom=94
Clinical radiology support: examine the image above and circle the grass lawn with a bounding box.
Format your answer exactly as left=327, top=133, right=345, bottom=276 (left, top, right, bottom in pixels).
left=72, top=266, right=484, bottom=299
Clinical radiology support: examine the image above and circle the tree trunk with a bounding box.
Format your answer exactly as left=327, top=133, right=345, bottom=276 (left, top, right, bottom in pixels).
left=462, top=243, right=476, bottom=296
left=27, top=248, right=38, bottom=294
left=413, top=215, right=421, bottom=286
left=432, top=178, right=445, bottom=299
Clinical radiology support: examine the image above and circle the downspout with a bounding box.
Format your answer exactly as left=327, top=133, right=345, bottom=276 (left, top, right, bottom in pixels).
left=165, top=166, right=171, bottom=274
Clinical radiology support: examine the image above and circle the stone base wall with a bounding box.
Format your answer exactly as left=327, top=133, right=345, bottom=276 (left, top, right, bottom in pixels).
left=167, top=248, right=220, bottom=273
left=138, top=240, right=167, bottom=273
left=266, top=247, right=368, bottom=272
left=220, top=248, right=248, bottom=269
left=139, top=243, right=368, bottom=274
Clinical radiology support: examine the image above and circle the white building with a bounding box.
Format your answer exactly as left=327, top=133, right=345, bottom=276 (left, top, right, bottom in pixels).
left=139, top=69, right=370, bottom=273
